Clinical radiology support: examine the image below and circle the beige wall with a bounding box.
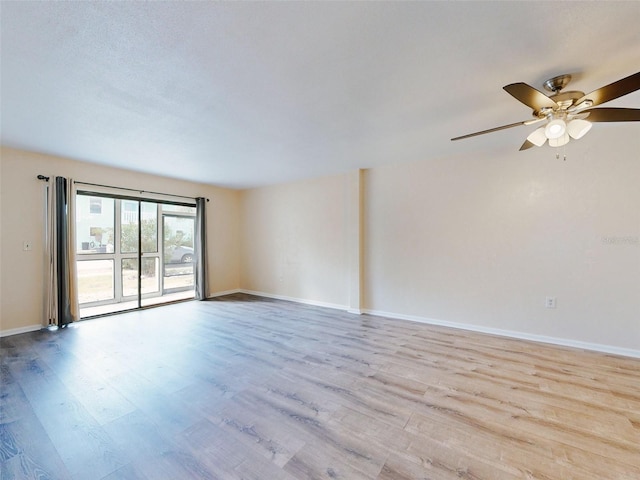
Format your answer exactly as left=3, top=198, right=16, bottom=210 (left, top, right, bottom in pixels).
left=240, top=173, right=352, bottom=309
left=364, top=135, right=639, bottom=353
left=3, top=135, right=639, bottom=355
left=0, top=147, right=241, bottom=333
left=236, top=130, right=639, bottom=354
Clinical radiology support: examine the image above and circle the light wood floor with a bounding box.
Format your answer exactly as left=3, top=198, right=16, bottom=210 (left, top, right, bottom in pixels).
left=1, top=294, right=639, bottom=479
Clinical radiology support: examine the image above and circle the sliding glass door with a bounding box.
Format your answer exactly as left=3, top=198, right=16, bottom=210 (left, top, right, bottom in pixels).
left=75, top=193, right=196, bottom=317
left=161, top=212, right=195, bottom=296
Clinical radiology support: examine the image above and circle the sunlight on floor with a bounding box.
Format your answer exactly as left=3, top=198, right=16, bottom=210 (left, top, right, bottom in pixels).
left=80, top=290, right=195, bottom=318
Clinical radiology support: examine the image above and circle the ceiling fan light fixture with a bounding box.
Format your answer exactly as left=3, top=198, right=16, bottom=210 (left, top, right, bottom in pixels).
left=545, top=119, right=567, bottom=139
left=567, top=119, right=592, bottom=139
left=450, top=71, right=640, bottom=152
left=548, top=132, right=570, bottom=147
left=526, top=127, right=547, bottom=147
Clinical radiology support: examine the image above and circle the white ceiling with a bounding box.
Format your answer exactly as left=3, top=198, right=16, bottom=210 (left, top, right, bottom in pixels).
left=2, top=1, right=640, bottom=189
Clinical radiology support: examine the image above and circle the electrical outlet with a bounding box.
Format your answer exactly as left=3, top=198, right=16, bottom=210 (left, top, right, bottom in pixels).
left=545, top=296, right=557, bottom=309
left=23, top=241, right=32, bottom=251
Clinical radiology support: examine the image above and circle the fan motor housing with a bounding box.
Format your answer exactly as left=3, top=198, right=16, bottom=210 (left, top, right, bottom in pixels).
left=543, top=74, right=572, bottom=93
left=550, top=90, right=585, bottom=106
left=533, top=90, right=585, bottom=118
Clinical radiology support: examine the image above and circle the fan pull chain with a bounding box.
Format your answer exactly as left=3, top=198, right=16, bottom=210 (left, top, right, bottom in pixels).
left=555, top=145, right=567, bottom=161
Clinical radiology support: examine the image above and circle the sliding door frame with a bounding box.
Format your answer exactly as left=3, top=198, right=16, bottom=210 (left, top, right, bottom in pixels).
left=76, top=190, right=196, bottom=316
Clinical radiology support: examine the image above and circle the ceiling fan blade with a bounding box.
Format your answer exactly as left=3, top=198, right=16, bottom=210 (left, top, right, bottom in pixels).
left=503, top=83, right=558, bottom=111
left=519, top=139, right=536, bottom=151
left=575, top=71, right=640, bottom=107
left=451, top=120, right=531, bottom=141
left=584, top=107, right=640, bottom=122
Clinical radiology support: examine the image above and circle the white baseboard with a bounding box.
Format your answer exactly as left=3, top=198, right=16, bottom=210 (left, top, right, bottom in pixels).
left=239, top=289, right=349, bottom=312
left=217, top=291, right=639, bottom=359
left=3, top=299, right=634, bottom=359
left=208, top=288, right=242, bottom=298
left=363, top=308, right=640, bottom=359
left=0, top=324, right=43, bottom=338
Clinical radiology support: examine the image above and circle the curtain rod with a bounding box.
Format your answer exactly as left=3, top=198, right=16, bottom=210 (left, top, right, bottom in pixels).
left=37, top=175, right=209, bottom=202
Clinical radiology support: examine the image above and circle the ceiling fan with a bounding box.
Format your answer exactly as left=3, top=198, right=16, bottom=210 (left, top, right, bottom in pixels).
left=451, top=71, right=640, bottom=151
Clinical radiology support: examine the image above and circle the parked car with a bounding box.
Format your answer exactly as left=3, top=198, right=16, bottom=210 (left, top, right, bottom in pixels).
left=168, top=246, right=194, bottom=264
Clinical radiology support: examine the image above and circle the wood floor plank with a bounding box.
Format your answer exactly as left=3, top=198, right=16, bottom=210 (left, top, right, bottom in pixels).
left=36, top=349, right=137, bottom=426
left=106, top=370, right=201, bottom=439
left=1, top=293, right=639, bottom=479
left=102, top=410, right=177, bottom=463
left=213, top=389, right=310, bottom=467
left=130, top=449, right=217, bottom=480
left=102, top=409, right=216, bottom=480
left=8, top=359, right=127, bottom=479
left=0, top=415, right=71, bottom=480
left=95, top=463, right=149, bottom=480
left=178, top=418, right=251, bottom=478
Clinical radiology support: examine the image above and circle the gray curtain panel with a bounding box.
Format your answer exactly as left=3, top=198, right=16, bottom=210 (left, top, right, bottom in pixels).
left=194, top=197, right=208, bottom=300
left=54, top=176, right=78, bottom=326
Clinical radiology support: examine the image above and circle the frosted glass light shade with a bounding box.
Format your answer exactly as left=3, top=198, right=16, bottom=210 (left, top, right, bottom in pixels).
left=526, top=127, right=547, bottom=147
left=567, top=119, right=592, bottom=139
left=545, top=119, right=567, bottom=139
left=548, top=132, right=570, bottom=147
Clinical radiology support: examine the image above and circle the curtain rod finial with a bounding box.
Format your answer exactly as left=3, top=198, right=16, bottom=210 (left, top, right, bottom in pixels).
left=37, top=175, right=50, bottom=181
